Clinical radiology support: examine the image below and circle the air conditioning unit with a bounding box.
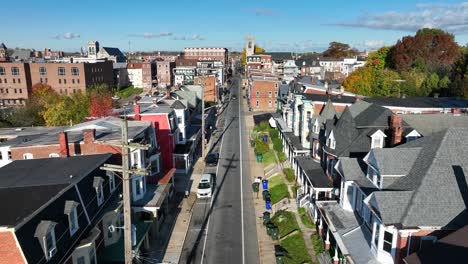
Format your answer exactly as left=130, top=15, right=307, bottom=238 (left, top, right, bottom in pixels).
left=48, top=248, right=57, bottom=258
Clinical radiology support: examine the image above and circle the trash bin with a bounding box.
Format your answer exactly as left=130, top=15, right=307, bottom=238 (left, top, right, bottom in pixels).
left=266, top=200, right=271, bottom=210
left=275, top=245, right=285, bottom=264
left=263, top=135, right=268, bottom=142
left=270, top=225, right=279, bottom=240
left=266, top=222, right=276, bottom=236
left=262, top=190, right=270, bottom=201
left=252, top=182, right=259, bottom=193
left=256, top=154, right=263, bottom=163
left=262, top=212, right=271, bottom=225
left=262, top=179, right=268, bottom=190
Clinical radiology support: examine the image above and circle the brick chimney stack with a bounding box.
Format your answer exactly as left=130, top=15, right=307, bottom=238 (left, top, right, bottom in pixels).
left=83, top=129, right=95, bottom=144
left=134, top=101, right=141, bottom=121
left=59, top=132, right=69, bottom=157
left=389, top=114, right=403, bottom=146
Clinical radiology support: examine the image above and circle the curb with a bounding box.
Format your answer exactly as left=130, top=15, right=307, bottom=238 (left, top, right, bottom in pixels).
left=172, top=207, right=194, bottom=264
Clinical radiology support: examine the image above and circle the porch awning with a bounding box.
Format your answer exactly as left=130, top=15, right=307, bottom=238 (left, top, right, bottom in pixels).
left=268, top=117, right=277, bottom=128
left=133, top=183, right=170, bottom=209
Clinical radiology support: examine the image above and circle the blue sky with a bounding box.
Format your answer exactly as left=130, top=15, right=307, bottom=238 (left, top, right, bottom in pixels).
left=2, top=0, right=467, bottom=52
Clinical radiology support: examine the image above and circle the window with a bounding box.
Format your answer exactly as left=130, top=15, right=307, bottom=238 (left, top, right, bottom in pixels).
left=406, top=136, right=417, bottom=142
left=23, top=153, right=33, bottom=159
left=179, top=132, right=184, bottom=142
left=268, top=100, right=272, bottom=107
left=94, top=177, right=104, bottom=206
left=256, top=100, right=259, bottom=108
left=72, top=79, right=75, bottom=84
left=66, top=203, right=79, bottom=236
left=383, top=230, right=393, bottom=253
left=0, top=67, right=4, bottom=75
left=0, top=151, right=2, bottom=160
left=59, top=79, right=62, bottom=84
left=14, top=88, right=17, bottom=93
left=77, top=79, right=80, bottom=84
left=58, top=67, right=66, bottom=76
left=17, top=78, right=20, bottom=84
left=256, top=91, right=260, bottom=96
left=64, top=79, right=67, bottom=84
left=177, top=117, right=182, bottom=124
left=39, top=67, right=47, bottom=76
left=76, top=256, right=85, bottom=264
left=11, top=67, right=19, bottom=75
left=89, top=247, right=96, bottom=264
left=373, top=223, right=380, bottom=246
left=71, top=67, right=79, bottom=76
left=371, top=136, right=383, bottom=149
left=12, top=79, right=15, bottom=84
left=268, top=91, right=272, bottom=98
left=107, top=171, right=116, bottom=192
left=49, top=153, right=59, bottom=158
left=135, top=177, right=143, bottom=196
left=44, top=229, right=57, bottom=259
left=4, top=78, right=6, bottom=83
left=7, top=151, right=11, bottom=160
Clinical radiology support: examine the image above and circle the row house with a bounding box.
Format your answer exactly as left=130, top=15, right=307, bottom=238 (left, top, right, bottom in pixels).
left=174, top=57, right=198, bottom=86
left=194, top=75, right=218, bottom=103
left=156, top=60, right=175, bottom=88
left=316, top=128, right=468, bottom=264
left=248, top=77, right=281, bottom=112
left=0, top=154, right=127, bottom=264
left=127, top=62, right=157, bottom=94
left=282, top=60, right=299, bottom=83
left=246, top=54, right=273, bottom=75
left=196, top=60, right=225, bottom=87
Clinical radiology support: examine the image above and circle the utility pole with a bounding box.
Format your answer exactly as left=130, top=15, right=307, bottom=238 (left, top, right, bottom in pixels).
left=101, top=119, right=150, bottom=264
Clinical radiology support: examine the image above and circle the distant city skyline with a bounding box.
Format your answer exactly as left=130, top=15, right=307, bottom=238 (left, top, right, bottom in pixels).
left=2, top=0, right=467, bottom=52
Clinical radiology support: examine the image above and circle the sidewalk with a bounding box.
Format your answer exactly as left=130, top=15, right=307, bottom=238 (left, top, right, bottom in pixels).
left=243, top=100, right=277, bottom=264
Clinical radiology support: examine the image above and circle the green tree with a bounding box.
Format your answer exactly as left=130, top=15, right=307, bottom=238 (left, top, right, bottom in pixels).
left=323, top=42, right=357, bottom=58
left=399, top=70, right=427, bottom=96
left=420, top=73, right=440, bottom=96
left=373, top=69, right=401, bottom=97
left=42, top=98, right=76, bottom=126
left=367, top=47, right=392, bottom=70
left=241, top=45, right=266, bottom=65
left=342, top=67, right=374, bottom=96
left=450, top=45, right=468, bottom=97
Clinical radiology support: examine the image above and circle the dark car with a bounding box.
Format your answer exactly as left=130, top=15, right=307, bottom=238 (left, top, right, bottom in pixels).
left=205, top=153, right=219, bottom=166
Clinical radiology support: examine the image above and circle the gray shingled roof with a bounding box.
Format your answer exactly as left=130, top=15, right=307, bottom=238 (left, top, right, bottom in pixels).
left=101, top=47, right=125, bottom=57
left=368, top=191, right=413, bottom=225
left=368, top=148, right=421, bottom=176
left=402, top=114, right=468, bottom=136
left=296, top=157, right=332, bottom=188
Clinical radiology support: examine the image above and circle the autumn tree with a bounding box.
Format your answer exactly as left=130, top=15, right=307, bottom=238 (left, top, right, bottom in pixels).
left=342, top=67, right=374, bottom=96
left=390, top=28, right=460, bottom=73
left=323, top=42, right=358, bottom=58
left=88, top=84, right=113, bottom=118
left=367, top=47, right=392, bottom=70
left=450, top=45, right=468, bottom=97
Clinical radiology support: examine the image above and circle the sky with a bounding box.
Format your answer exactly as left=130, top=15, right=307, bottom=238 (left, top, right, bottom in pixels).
left=1, top=0, right=467, bottom=52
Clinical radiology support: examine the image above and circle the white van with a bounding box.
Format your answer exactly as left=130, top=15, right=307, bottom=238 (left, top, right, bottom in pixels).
left=197, top=173, right=214, bottom=198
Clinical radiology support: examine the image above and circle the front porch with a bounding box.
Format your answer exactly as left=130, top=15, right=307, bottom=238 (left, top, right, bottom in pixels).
left=316, top=201, right=379, bottom=264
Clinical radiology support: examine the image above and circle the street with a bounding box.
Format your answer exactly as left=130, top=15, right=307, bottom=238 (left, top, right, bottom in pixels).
left=179, top=75, right=259, bottom=264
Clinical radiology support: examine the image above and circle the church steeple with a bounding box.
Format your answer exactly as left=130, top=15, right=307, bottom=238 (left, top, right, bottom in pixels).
left=0, top=43, right=9, bottom=62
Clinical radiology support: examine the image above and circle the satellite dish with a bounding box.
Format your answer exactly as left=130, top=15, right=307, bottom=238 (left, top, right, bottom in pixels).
left=108, top=225, right=116, bottom=233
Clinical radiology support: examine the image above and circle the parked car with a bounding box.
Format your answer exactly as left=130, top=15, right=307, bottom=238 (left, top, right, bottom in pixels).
left=112, top=95, right=121, bottom=100
left=197, top=173, right=215, bottom=198
left=205, top=153, right=219, bottom=166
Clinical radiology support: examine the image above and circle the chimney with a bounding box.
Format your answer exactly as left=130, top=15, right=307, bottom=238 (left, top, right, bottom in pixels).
left=134, top=102, right=141, bottom=120
left=83, top=129, right=95, bottom=144
left=166, top=87, right=171, bottom=99
left=59, top=132, right=70, bottom=157
left=389, top=114, right=403, bottom=146
left=451, top=108, right=461, bottom=116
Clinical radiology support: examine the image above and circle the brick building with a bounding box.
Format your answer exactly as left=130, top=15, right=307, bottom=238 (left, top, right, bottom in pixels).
left=0, top=61, right=114, bottom=106
left=0, top=62, right=32, bottom=106
left=127, top=62, right=157, bottom=94
left=183, top=47, right=228, bottom=65
left=156, top=60, right=175, bottom=88
left=194, top=75, right=217, bottom=102
left=29, top=61, right=114, bottom=95
left=249, top=77, right=281, bottom=111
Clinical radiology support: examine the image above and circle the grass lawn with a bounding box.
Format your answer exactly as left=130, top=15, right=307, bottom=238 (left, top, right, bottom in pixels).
left=115, top=86, right=143, bottom=98
left=283, top=168, right=295, bottom=183
left=280, top=232, right=312, bottom=264
left=298, top=207, right=315, bottom=229
left=270, top=183, right=290, bottom=204
left=271, top=210, right=300, bottom=237
left=268, top=175, right=284, bottom=188
left=311, top=233, right=325, bottom=255
left=263, top=151, right=277, bottom=166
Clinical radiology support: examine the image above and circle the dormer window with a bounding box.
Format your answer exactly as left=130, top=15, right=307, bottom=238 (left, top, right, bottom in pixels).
left=64, top=201, right=80, bottom=236
left=312, top=119, right=319, bottom=134
left=93, top=177, right=104, bottom=206
left=34, top=221, right=57, bottom=261
left=107, top=171, right=116, bottom=193
left=370, top=130, right=387, bottom=149
left=405, top=129, right=421, bottom=143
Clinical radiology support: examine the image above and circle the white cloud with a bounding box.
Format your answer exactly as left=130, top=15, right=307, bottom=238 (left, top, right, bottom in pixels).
left=51, top=32, right=80, bottom=40
left=172, top=34, right=205, bottom=41
left=363, top=40, right=385, bottom=49
left=329, top=2, right=468, bottom=34
left=253, top=8, right=277, bottom=16
left=129, top=32, right=173, bottom=38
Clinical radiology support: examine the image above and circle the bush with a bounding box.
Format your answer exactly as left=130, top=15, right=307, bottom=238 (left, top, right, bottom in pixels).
left=278, top=152, right=287, bottom=163
left=253, top=121, right=269, bottom=132
left=291, top=185, right=297, bottom=198
left=283, top=168, right=295, bottom=183
left=254, top=140, right=270, bottom=155
left=115, top=86, right=143, bottom=98
left=311, top=234, right=325, bottom=255
left=273, top=138, right=283, bottom=152
left=298, top=208, right=315, bottom=229
left=269, top=128, right=279, bottom=140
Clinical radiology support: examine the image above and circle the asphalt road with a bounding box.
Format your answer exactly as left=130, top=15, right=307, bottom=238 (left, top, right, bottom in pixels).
left=179, top=75, right=259, bottom=264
